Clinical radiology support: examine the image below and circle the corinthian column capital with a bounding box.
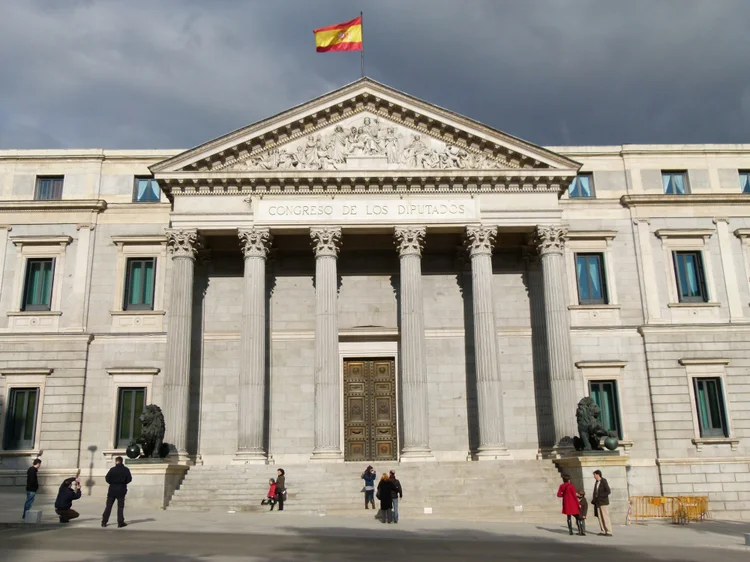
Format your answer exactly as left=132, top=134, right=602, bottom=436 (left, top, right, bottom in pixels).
left=238, top=228, right=272, bottom=259
left=535, top=225, right=568, bottom=255
left=310, top=227, right=342, bottom=258
left=464, top=225, right=497, bottom=257
left=394, top=226, right=426, bottom=257
left=166, top=229, right=202, bottom=259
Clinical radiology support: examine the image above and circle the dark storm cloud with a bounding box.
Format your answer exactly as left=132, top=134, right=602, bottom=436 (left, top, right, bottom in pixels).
left=0, top=0, right=748, bottom=149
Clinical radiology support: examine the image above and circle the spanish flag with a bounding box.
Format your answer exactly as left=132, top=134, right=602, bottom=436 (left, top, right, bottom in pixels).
left=314, top=16, right=363, bottom=52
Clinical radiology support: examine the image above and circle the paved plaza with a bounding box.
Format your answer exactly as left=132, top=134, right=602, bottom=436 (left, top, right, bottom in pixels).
left=1, top=492, right=748, bottom=561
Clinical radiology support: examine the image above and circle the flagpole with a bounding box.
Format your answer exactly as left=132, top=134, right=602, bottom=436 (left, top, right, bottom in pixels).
left=360, top=11, right=365, bottom=78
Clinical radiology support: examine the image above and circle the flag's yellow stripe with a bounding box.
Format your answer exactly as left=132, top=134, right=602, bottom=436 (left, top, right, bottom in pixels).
left=315, top=24, right=362, bottom=48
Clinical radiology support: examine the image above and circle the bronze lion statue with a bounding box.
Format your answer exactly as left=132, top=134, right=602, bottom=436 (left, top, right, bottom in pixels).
left=132, top=404, right=169, bottom=459
left=574, top=397, right=615, bottom=451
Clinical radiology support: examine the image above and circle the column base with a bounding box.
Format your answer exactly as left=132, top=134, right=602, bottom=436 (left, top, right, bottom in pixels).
left=399, top=447, right=434, bottom=462
left=310, top=448, right=344, bottom=462
left=474, top=446, right=512, bottom=461
left=167, top=451, right=194, bottom=466
left=231, top=451, right=269, bottom=465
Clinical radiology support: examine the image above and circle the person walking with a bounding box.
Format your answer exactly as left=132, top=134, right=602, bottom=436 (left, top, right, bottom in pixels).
left=592, top=469, right=613, bottom=536
left=101, top=456, right=132, bottom=528
left=22, top=458, right=41, bottom=521
left=54, top=477, right=82, bottom=523
left=376, top=473, right=395, bottom=524
left=556, top=474, right=580, bottom=535
left=361, top=465, right=376, bottom=510
left=576, top=490, right=588, bottom=536
left=388, top=470, right=403, bottom=524
left=275, top=468, right=286, bottom=511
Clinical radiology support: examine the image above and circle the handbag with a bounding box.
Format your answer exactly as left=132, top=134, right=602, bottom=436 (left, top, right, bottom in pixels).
left=376, top=490, right=380, bottom=500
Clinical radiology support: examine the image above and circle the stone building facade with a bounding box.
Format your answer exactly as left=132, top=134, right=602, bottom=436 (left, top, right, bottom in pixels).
left=0, top=79, right=749, bottom=519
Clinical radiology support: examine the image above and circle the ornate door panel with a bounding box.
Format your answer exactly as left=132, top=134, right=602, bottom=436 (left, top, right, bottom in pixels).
left=344, top=358, right=397, bottom=462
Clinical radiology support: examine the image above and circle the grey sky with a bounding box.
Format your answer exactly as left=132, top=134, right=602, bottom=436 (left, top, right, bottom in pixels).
left=0, top=0, right=748, bottom=150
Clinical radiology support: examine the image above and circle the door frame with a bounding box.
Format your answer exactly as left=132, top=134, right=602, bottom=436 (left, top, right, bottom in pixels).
left=339, top=341, right=399, bottom=462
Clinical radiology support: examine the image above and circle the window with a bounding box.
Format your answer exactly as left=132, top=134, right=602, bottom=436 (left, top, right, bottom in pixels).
left=575, top=253, right=608, bottom=305
left=3, top=388, right=39, bottom=450
left=34, top=177, right=64, bottom=201
left=22, top=258, right=54, bottom=311
left=662, top=171, right=689, bottom=195
left=115, top=388, right=146, bottom=448
left=124, top=258, right=156, bottom=311
left=673, top=251, right=708, bottom=303
left=568, top=174, right=594, bottom=198
left=589, top=381, right=622, bottom=439
left=693, top=378, right=727, bottom=437
left=739, top=171, right=750, bottom=194
left=133, top=178, right=160, bottom=203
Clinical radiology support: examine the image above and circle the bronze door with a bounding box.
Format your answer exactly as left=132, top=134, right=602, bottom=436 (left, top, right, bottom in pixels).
left=344, top=358, right=397, bottom=462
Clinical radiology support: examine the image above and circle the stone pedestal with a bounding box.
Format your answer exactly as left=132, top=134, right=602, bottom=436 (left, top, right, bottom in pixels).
left=553, top=452, right=630, bottom=527
left=124, top=459, right=190, bottom=509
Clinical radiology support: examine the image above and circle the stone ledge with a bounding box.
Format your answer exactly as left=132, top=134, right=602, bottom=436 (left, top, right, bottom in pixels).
left=678, top=358, right=730, bottom=366
left=7, top=311, right=63, bottom=317
left=110, top=310, right=166, bottom=316
left=691, top=438, right=740, bottom=452
left=0, top=200, right=107, bottom=213
left=568, top=304, right=621, bottom=310
left=0, top=450, right=41, bottom=458
left=667, top=302, right=720, bottom=308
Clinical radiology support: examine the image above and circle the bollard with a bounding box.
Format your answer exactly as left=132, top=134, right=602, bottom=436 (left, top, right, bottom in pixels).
left=744, top=533, right=750, bottom=546
left=24, top=510, right=42, bottom=524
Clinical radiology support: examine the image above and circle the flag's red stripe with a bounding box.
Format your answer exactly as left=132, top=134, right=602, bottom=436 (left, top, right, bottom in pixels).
left=313, top=16, right=362, bottom=34
left=316, top=42, right=362, bottom=52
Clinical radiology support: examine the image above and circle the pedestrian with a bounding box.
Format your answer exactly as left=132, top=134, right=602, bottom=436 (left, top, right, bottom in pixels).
left=388, top=470, right=403, bottom=524
left=275, top=468, right=286, bottom=511
left=576, top=490, right=588, bottom=536
left=361, top=465, right=376, bottom=510
left=101, top=456, right=132, bottom=528
left=54, top=477, right=82, bottom=523
left=376, top=473, right=395, bottom=524
left=264, top=478, right=278, bottom=511
left=22, top=458, right=41, bottom=521
left=592, top=469, right=613, bottom=536
left=556, top=474, right=580, bottom=535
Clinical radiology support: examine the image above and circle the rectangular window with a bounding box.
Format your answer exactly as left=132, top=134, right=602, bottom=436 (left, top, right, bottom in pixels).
left=575, top=253, right=608, bottom=305
left=133, top=178, right=160, bottom=203
left=673, top=251, right=708, bottom=303
left=693, top=378, right=728, bottom=437
left=3, top=388, right=39, bottom=450
left=22, top=258, right=55, bottom=311
left=662, top=171, right=689, bottom=195
left=568, top=174, right=594, bottom=198
left=34, top=177, right=64, bottom=201
left=115, top=388, right=146, bottom=448
left=589, top=380, right=622, bottom=439
left=123, top=258, right=156, bottom=311
left=739, top=171, right=750, bottom=194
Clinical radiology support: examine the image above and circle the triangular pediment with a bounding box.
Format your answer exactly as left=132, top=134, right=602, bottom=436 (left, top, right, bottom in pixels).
left=151, top=78, right=580, bottom=175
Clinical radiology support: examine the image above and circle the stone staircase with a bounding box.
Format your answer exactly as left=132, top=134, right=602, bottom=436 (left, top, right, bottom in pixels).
left=167, top=460, right=565, bottom=522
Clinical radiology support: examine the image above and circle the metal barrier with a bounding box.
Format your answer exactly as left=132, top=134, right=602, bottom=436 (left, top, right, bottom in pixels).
left=629, top=496, right=710, bottom=525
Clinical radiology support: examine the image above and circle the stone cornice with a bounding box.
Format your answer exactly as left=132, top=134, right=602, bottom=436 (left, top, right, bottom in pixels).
left=655, top=228, right=714, bottom=240
left=10, top=235, right=72, bottom=246
left=111, top=235, right=167, bottom=245
left=567, top=230, right=617, bottom=240
left=621, top=194, right=750, bottom=208
left=0, top=200, right=107, bottom=212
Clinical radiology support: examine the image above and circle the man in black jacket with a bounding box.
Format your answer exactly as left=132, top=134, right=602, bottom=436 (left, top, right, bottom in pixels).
left=101, top=456, right=132, bottom=528
left=389, top=470, right=403, bottom=524
left=22, top=458, right=41, bottom=520
left=54, top=477, right=82, bottom=523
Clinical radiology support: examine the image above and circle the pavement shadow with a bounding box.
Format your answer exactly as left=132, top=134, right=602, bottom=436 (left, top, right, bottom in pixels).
left=678, top=519, right=750, bottom=538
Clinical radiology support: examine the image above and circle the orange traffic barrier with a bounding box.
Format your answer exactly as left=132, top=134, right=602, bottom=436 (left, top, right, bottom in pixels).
left=629, top=496, right=710, bottom=525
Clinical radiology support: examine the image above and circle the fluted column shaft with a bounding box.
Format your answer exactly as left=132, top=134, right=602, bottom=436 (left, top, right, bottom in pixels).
left=163, top=229, right=202, bottom=460
left=235, top=228, right=272, bottom=463
left=466, top=226, right=508, bottom=458
left=536, top=225, right=579, bottom=447
left=395, top=227, right=432, bottom=459
left=311, top=227, right=343, bottom=459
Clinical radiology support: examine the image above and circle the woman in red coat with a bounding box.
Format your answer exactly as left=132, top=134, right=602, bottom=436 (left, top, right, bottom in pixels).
left=557, top=474, right=580, bottom=535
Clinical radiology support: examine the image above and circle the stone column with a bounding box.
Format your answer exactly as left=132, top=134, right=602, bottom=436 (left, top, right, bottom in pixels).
left=465, top=226, right=509, bottom=459
left=234, top=228, right=272, bottom=464
left=311, top=227, right=343, bottom=460
left=394, top=226, right=433, bottom=460
left=536, top=225, right=580, bottom=448
left=163, top=229, right=202, bottom=462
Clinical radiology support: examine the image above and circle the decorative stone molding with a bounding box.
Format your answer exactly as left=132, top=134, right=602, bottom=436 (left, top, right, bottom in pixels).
left=655, top=229, right=714, bottom=243
left=310, top=227, right=342, bottom=258
left=238, top=228, right=272, bottom=259
left=535, top=225, right=567, bottom=255
left=166, top=229, right=202, bottom=259
left=621, top=194, right=750, bottom=208
left=464, top=226, right=497, bottom=257
left=394, top=226, right=426, bottom=257
left=0, top=200, right=106, bottom=213
left=691, top=438, right=740, bottom=452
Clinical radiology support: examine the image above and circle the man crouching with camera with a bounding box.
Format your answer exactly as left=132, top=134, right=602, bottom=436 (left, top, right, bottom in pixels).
left=54, top=477, right=82, bottom=523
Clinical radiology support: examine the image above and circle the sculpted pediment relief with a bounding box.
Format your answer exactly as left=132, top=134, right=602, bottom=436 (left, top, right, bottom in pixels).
left=223, top=113, right=512, bottom=172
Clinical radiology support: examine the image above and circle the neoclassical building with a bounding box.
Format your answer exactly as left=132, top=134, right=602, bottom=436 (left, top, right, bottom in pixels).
left=1, top=79, right=749, bottom=518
